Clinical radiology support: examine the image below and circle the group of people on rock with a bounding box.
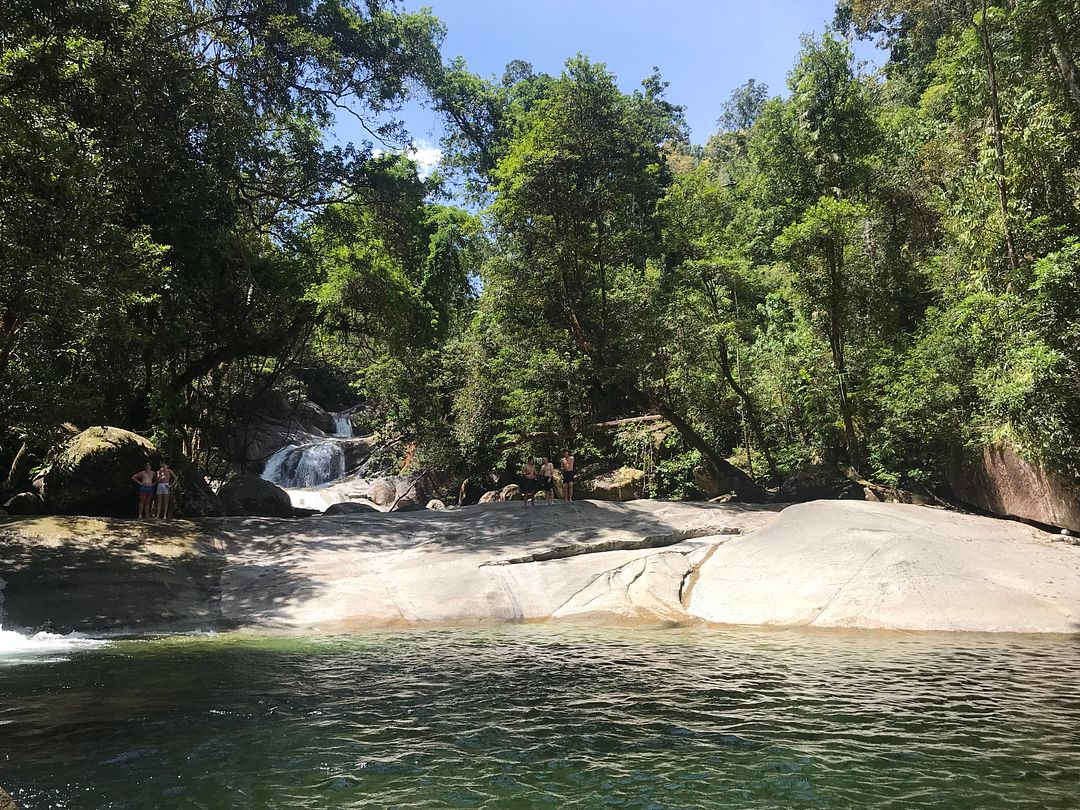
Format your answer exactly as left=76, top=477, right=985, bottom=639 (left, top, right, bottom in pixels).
left=520, top=450, right=576, bottom=506
left=131, top=461, right=178, bottom=519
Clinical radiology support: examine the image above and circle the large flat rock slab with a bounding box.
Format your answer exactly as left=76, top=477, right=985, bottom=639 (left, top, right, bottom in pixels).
left=2, top=499, right=1078, bottom=634
left=688, top=501, right=1080, bottom=633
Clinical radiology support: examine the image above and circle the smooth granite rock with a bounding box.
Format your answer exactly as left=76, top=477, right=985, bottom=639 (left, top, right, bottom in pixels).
left=1, top=500, right=1077, bottom=634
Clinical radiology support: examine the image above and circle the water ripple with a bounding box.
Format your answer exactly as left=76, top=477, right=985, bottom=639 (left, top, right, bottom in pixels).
left=1, top=627, right=1079, bottom=808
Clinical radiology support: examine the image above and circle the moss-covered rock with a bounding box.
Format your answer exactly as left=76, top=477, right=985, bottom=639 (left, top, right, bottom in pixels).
left=39, top=426, right=222, bottom=518
left=41, top=427, right=156, bottom=516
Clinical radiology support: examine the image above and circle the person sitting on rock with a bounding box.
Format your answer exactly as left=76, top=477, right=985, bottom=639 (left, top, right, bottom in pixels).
left=540, top=457, right=555, bottom=505
left=155, top=461, right=178, bottom=519
left=131, top=462, right=156, bottom=519
left=521, top=458, right=539, bottom=507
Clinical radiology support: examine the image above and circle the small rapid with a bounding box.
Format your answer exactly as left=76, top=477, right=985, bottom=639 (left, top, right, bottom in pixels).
left=0, top=625, right=107, bottom=658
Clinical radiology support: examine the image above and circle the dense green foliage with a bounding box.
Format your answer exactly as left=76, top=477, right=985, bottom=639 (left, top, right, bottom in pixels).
left=440, top=2, right=1080, bottom=495
left=4, top=0, right=1080, bottom=499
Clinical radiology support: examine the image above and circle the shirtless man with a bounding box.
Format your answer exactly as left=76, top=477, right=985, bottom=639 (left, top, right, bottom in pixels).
left=521, top=458, right=539, bottom=507
left=155, top=461, right=178, bottom=519
left=540, top=457, right=555, bottom=505
left=131, top=462, right=155, bottom=518
left=560, top=449, right=575, bottom=502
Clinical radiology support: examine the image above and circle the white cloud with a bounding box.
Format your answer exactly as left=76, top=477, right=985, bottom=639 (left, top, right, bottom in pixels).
left=406, top=141, right=442, bottom=179
left=372, top=140, right=442, bottom=179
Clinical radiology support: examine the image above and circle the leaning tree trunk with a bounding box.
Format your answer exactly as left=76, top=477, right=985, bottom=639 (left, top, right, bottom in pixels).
left=978, top=0, right=1021, bottom=278
left=716, top=334, right=780, bottom=481
left=613, top=377, right=768, bottom=502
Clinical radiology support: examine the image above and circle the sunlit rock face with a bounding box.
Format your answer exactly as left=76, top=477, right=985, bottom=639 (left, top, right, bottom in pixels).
left=1, top=500, right=1077, bottom=634
left=948, top=442, right=1080, bottom=532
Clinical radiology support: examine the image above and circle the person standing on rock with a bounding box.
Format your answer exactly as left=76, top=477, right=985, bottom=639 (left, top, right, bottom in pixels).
left=521, top=458, right=539, bottom=507
left=131, top=462, right=156, bottom=518
left=155, top=461, right=178, bottom=519
left=540, top=457, right=555, bottom=505
left=561, top=450, right=575, bottom=502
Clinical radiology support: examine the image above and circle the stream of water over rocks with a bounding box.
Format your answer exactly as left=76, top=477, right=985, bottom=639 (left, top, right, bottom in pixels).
left=1, top=626, right=1078, bottom=808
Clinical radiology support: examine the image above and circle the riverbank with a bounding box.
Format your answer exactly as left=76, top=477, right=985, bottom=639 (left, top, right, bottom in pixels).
left=1, top=500, right=1077, bottom=634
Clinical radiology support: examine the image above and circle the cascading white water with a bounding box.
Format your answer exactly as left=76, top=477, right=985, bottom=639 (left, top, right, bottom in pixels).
left=331, top=413, right=353, bottom=438
left=261, top=440, right=346, bottom=488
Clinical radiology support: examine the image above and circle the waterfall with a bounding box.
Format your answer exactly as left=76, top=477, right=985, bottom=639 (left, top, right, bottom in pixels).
left=261, top=440, right=346, bottom=488
left=332, top=413, right=353, bottom=438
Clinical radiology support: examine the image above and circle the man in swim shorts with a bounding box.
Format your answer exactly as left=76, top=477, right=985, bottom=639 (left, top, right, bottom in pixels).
left=131, top=462, right=155, bottom=518
left=521, top=458, right=539, bottom=507
left=540, top=457, right=555, bottom=505
left=155, top=461, right=178, bottom=519
left=560, top=449, right=575, bottom=502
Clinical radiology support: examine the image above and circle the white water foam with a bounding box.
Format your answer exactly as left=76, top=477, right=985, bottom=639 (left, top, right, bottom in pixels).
left=0, top=625, right=107, bottom=656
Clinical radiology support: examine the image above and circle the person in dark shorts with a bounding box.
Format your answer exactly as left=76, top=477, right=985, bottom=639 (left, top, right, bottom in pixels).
left=540, top=457, right=555, bottom=505
left=521, top=458, right=539, bottom=507
left=561, top=449, right=575, bottom=502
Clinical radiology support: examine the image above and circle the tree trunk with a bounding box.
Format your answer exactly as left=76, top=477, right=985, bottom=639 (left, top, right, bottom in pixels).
left=4, top=441, right=31, bottom=492
left=1046, top=6, right=1080, bottom=110
left=978, top=0, right=1021, bottom=277
left=827, top=241, right=860, bottom=467
left=715, top=334, right=780, bottom=481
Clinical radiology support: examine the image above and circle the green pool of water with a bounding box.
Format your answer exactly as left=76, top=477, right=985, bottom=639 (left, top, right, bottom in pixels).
left=1, top=626, right=1078, bottom=808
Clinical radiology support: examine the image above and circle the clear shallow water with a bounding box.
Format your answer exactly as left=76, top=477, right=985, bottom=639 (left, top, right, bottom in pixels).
left=1, top=626, right=1079, bottom=809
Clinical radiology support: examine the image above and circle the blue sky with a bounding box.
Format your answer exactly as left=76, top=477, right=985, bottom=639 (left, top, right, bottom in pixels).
left=333, top=0, right=882, bottom=171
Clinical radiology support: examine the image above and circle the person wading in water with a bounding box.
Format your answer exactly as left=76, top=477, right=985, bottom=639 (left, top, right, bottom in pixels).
left=131, top=462, right=155, bottom=519
left=560, top=449, right=575, bottom=503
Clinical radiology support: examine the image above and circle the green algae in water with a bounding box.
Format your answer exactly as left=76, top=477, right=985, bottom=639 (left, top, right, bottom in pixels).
left=2, top=626, right=1079, bottom=808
